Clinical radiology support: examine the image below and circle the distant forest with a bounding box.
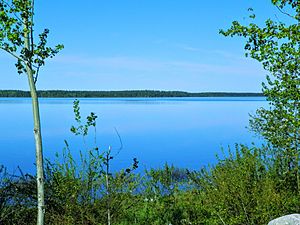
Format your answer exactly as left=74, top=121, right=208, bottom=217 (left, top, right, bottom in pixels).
left=0, top=90, right=264, bottom=98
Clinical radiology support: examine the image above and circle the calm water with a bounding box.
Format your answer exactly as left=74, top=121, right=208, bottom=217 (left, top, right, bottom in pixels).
left=0, top=97, right=267, bottom=173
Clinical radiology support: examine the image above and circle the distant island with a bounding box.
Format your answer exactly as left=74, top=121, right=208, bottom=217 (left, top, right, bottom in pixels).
left=0, top=90, right=264, bottom=98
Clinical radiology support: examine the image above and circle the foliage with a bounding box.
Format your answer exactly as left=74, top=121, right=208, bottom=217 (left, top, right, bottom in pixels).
left=220, top=0, right=300, bottom=194
left=0, top=0, right=63, bottom=78
left=44, top=100, right=140, bottom=225
left=192, top=145, right=284, bottom=225
left=0, top=166, right=37, bottom=225
left=0, top=143, right=300, bottom=224
left=131, top=164, right=191, bottom=225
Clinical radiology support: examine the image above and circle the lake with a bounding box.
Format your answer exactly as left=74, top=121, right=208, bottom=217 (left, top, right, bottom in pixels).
left=0, top=97, right=267, bottom=174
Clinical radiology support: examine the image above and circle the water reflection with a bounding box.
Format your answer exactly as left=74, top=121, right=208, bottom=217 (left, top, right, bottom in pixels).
left=0, top=97, right=267, bottom=173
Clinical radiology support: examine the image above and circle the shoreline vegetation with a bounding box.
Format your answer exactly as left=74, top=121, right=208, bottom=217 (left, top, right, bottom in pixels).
left=0, top=90, right=264, bottom=98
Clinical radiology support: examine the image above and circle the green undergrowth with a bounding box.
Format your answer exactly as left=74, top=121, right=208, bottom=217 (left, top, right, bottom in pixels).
left=0, top=144, right=299, bottom=225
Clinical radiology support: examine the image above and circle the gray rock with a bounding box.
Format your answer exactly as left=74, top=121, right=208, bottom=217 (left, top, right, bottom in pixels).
left=268, top=214, right=300, bottom=225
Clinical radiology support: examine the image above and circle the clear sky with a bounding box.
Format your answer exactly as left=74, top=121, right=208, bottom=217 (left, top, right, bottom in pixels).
left=0, top=0, right=282, bottom=92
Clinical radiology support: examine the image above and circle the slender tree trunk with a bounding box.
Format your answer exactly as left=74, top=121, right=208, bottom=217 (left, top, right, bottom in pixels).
left=106, top=151, right=111, bottom=225
left=294, top=103, right=300, bottom=194
left=27, top=68, right=45, bottom=225
left=24, top=20, right=45, bottom=225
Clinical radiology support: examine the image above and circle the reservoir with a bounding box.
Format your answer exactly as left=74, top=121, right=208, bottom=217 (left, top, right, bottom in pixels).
left=0, top=97, right=267, bottom=173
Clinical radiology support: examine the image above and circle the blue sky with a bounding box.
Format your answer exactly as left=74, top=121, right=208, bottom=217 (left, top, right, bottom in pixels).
left=0, top=0, right=281, bottom=92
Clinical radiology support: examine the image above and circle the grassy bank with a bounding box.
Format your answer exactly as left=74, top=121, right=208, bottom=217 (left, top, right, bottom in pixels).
left=0, top=144, right=299, bottom=225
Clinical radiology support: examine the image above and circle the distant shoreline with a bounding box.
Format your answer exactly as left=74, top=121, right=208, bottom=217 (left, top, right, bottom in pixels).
left=0, top=90, right=264, bottom=98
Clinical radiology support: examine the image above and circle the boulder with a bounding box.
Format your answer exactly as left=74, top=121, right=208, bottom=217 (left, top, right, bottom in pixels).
left=268, top=214, right=300, bottom=225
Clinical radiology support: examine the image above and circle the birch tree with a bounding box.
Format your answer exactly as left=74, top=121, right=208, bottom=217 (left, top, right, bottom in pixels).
left=0, top=0, right=63, bottom=224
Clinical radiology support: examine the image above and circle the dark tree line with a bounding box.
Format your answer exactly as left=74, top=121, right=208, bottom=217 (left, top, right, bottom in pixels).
left=0, top=90, right=263, bottom=98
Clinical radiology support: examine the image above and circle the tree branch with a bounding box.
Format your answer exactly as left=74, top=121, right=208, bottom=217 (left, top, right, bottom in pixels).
left=276, top=5, right=296, bottom=19
left=30, top=0, right=34, bottom=54
left=216, top=212, right=226, bottom=225
left=112, top=127, right=123, bottom=158
left=0, top=46, right=25, bottom=62
left=1, top=0, right=26, bottom=26
left=34, top=65, right=40, bottom=84
left=0, top=46, right=38, bottom=69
